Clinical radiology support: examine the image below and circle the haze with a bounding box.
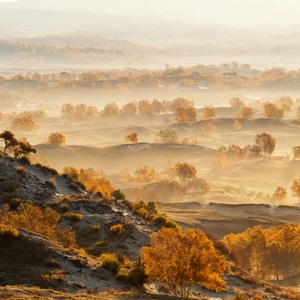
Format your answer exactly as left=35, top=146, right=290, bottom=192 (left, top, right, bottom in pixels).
left=0, top=0, right=300, bottom=26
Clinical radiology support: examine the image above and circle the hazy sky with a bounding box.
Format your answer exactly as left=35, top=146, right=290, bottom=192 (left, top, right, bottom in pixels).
left=0, top=0, right=299, bottom=26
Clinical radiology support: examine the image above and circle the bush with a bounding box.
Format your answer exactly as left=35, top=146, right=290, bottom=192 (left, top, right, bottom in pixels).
left=19, top=156, right=31, bottom=165
left=96, top=240, right=109, bottom=247
left=45, top=258, right=60, bottom=268
left=109, top=223, right=123, bottom=235
left=100, top=253, right=121, bottom=274
left=16, top=166, right=25, bottom=175
left=90, top=223, right=100, bottom=233
left=0, top=226, right=19, bottom=239
left=1, top=181, right=19, bottom=193
left=64, top=212, right=83, bottom=222
left=111, top=189, right=126, bottom=200
left=60, top=203, right=69, bottom=213
left=128, top=266, right=146, bottom=285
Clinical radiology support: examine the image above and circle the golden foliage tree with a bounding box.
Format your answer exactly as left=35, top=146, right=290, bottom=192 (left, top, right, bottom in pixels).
left=291, top=179, right=300, bottom=202
left=157, top=129, right=178, bottom=143
left=239, top=106, right=255, bottom=119
left=0, top=203, right=76, bottom=247
left=292, top=146, right=300, bottom=159
left=10, top=115, right=39, bottom=132
left=232, top=119, right=242, bottom=130
left=229, top=97, right=245, bottom=108
left=47, top=132, right=66, bottom=146
left=141, top=227, right=226, bottom=298
left=175, top=162, right=197, bottom=181
left=133, top=165, right=159, bottom=183
left=203, top=106, right=217, bottom=120
left=255, top=132, right=276, bottom=156
left=271, top=186, right=287, bottom=205
left=124, top=132, right=138, bottom=143
left=263, top=102, right=284, bottom=119
left=174, top=106, right=197, bottom=123
left=214, top=151, right=228, bottom=167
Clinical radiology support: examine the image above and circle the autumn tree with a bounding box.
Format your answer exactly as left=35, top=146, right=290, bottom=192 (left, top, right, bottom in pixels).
left=47, top=132, right=66, bottom=146
left=271, top=186, right=287, bottom=205
left=10, top=115, right=39, bottom=132
left=102, top=102, right=120, bottom=118
left=175, top=162, right=197, bottom=181
left=174, top=106, right=197, bottom=123
left=214, top=151, right=228, bottom=167
left=134, top=165, right=159, bottom=183
left=292, top=146, right=300, bottom=159
left=263, top=102, right=284, bottom=119
left=239, top=106, right=255, bottom=119
left=124, top=132, right=138, bottom=143
left=255, top=132, right=276, bottom=156
left=229, top=97, right=245, bottom=108
left=232, top=119, right=242, bottom=130
left=157, top=129, right=178, bottom=143
left=203, top=106, right=217, bottom=120
left=141, top=228, right=226, bottom=298
left=120, top=102, right=137, bottom=116
left=291, top=179, right=300, bottom=202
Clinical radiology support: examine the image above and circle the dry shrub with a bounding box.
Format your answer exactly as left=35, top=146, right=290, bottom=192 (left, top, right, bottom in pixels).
left=47, top=132, right=66, bottom=146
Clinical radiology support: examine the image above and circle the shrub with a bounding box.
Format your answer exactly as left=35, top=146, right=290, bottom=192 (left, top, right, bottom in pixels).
left=96, top=240, right=109, bottom=247
left=60, top=203, right=69, bottom=213
left=16, top=166, right=25, bottom=175
left=64, top=212, right=83, bottom=222
left=48, top=177, right=57, bottom=188
left=45, top=258, right=60, bottom=268
left=19, top=156, right=31, bottom=165
left=111, top=189, right=126, bottom=200
left=109, top=223, right=123, bottom=235
left=100, top=253, right=121, bottom=274
left=90, top=223, right=100, bottom=233
left=0, top=226, right=19, bottom=239
left=1, top=181, right=19, bottom=193
left=128, top=266, right=146, bottom=285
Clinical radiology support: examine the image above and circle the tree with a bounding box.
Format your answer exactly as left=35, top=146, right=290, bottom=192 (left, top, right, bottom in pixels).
left=157, top=129, right=178, bottom=143
left=255, top=132, right=276, bottom=156
left=232, top=119, right=242, bottom=130
left=0, top=130, right=15, bottom=155
left=229, top=97, right=245, bottom=108
left=47, top=132, right=66, bottom=146
left=271, top=186, right=287, bottom=205
left=124, top=132, right=138, bottom=143
left=291, top=179, right=300, bottom=202
left=12, top=138, right=36, bottom=159
left=10, top=115, right=39, bottom=132
left=141, top=228, right=226, bottom=298
left=175, top=162, right=197, bottom=181
left=292, top=146, right=300, bottom=159
left=203, top=106, right=217, bottom=120
left=239, top=106, right=255, bottom=119
left=174, top=106, right=197, bottom=123
left=263, top=102, right=284, bottom=119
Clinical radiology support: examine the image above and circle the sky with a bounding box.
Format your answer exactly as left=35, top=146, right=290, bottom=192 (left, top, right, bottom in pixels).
left=0, top=0, right=299, bottom=26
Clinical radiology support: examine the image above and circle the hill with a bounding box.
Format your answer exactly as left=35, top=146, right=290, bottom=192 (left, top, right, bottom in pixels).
left=0, top=155, right=300, bottom=299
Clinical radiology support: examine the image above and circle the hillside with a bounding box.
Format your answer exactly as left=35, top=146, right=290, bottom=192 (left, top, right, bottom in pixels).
left=0, top=155, right=300, bottom=299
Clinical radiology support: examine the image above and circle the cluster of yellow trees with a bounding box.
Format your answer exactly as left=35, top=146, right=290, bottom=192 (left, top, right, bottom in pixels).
left=223, top=223, right=300, bottom=280
left=0, top=202, right=76, bottom=247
